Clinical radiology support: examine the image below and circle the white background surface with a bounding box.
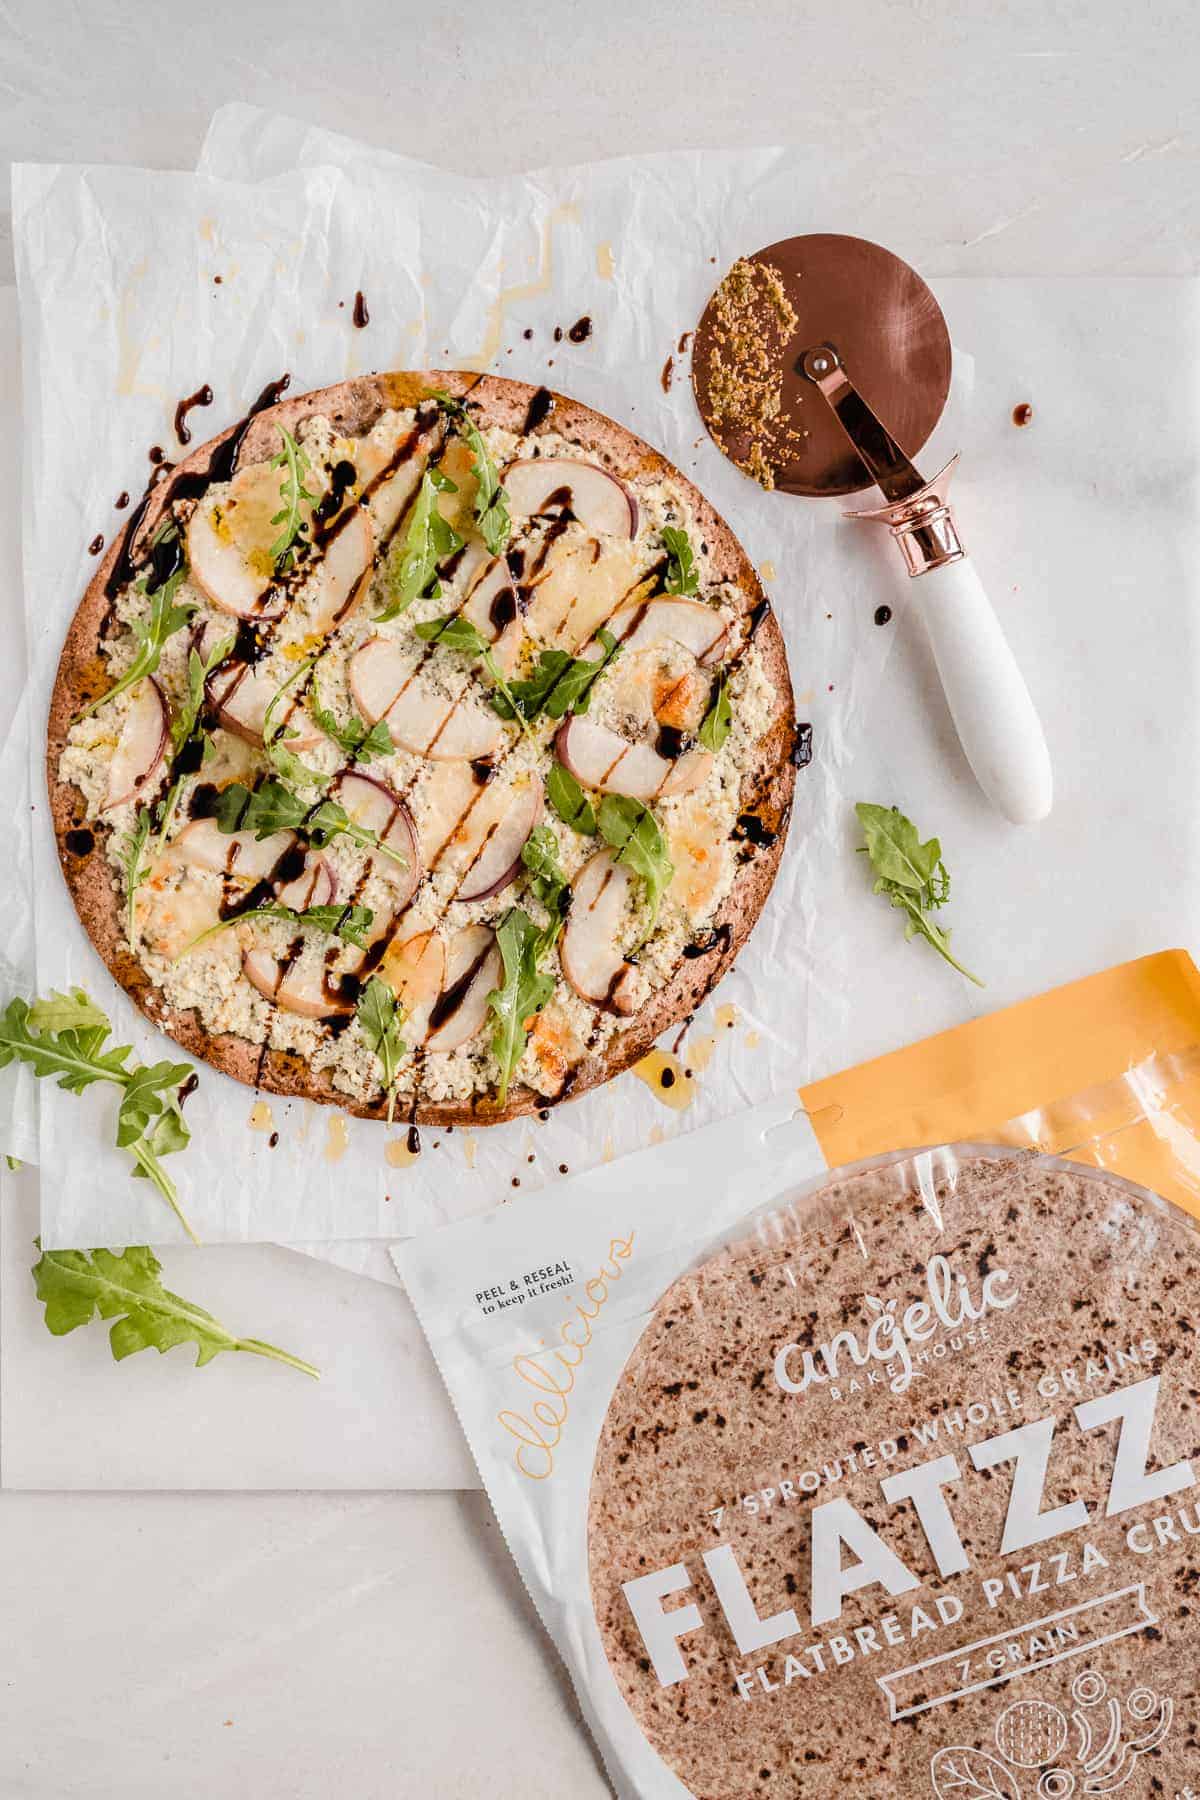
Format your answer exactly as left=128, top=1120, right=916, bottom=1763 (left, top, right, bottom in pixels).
left=2, top=2, right=1199, bottom=1795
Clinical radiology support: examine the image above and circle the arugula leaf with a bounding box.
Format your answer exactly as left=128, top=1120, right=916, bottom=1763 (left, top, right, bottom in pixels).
left=255, top=654, right=327, bottom=787
left=432, top=391, right=512, bottom=555
left=309, top=669, right=394, bottom=763
left=214, top=780, right=407, bottom=870
left=266, top=734, right=325, bottom=788
left=697, top=671, right=732, bottom=752
left=855, top=802, right=983, bottom=986
left=414, top=613, right=536, bottom=745
left=356, top=976, right=407, bottom=1121
left=487, top=908, right=556, bottom=1107
left=75, top=557, right=195, bottom=722
left=377, top=470, right=464, bottom=621
left=546, top=760, right=597, bottom=835
left=25, top=990, right=110, bottom=1036
left=413, top=612, right=491, bottom=655
left=172, top=631, right=235, bottom=755
left=181, top=901, right=374, bottom=957
left=491, top=628, right=623, bottom=725
left=117, top=809, right=153, bottom=950
left=33, top=1244, right=318, bottom=1376
left=597, top=795, right=674, bottom=942
left=268, top=426, right=318, bottom=571
left=117, top=1058, right=194, bottom=1148
left=662, top=525, right=700, bottom=596
left=0, top=991, right=199, bottom=1241
left=521, top=825, right=570, bottom=931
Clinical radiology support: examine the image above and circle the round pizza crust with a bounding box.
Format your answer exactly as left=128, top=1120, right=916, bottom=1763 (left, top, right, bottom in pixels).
left=589, top=1148, right=1200, bottom=1797
left=47, top=371, right=798, bottom=1125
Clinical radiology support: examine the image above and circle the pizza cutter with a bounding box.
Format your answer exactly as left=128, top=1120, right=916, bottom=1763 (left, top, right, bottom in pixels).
left=692, top=233, right=1053, bottom=825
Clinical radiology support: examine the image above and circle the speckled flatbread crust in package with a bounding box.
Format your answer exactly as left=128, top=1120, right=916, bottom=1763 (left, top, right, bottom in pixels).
left=398, top=954, right=1200, bottom=1798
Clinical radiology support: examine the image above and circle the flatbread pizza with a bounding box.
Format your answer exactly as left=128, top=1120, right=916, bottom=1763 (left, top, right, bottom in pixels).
left=48, top=372, right=797, bottom=1124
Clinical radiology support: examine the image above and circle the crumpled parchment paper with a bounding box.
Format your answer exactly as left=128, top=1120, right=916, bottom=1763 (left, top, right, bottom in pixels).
left=3, top=121, right=969, bottom=1247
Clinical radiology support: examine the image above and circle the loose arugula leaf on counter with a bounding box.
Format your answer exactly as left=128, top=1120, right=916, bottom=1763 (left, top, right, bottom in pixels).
left=490, top=628, right=623, bottom=726
left=697, top=671, right=732, bottom=752
left=181, top=901, right=374, bottom=958
left=598, top=795, right=674, bottom=943
left=855, top=802, right=983, bottom=987
left=309, top=669, right=394, bottom=763
left=74, top=559, right=195, bottom=722
left=662, top=525, right=699, bottom=596
left=0, top=990, right=199, bottom=1242
left=546, top=760, right=598, bottom=836
left=414, top=613, right=536, bottom=745
left=213, top=779, right=407, bottom=869
left=117, top=808, right=153, bottom=951
left=33, top=1244, right=318, bottom=1377
left=356, top=976, right=407, bottom=1122
left=487, top=908, right=557, bottom=1108
left=268, top=426, right=318, bottom=571
left=377, top=469, right=464, bottom=621
left=432, top=391, right=512, bottom=555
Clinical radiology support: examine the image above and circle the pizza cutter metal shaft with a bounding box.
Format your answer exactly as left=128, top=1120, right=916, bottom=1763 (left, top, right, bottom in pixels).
left=799, top=343, right=1053, bottom=826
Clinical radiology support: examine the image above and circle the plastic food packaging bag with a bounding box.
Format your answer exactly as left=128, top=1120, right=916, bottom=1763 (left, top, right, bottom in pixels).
left=398, top=950, right=1200, bottom=1797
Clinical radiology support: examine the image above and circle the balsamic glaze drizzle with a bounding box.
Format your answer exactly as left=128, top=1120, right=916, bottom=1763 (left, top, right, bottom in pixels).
left=523, top=387, right=555, bottom=433
left=174, top=384, right=214, bottom=447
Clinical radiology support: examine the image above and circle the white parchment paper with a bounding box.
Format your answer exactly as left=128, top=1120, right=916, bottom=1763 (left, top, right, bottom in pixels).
left=4, top=127, right=968, bottom=1248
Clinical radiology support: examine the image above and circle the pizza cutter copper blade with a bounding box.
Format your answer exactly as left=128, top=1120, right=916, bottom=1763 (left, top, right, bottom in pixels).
left=692, top=234, right=1052, bottom=825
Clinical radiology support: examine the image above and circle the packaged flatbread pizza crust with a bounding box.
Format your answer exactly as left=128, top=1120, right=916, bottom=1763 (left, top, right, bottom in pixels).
left=398, top=955, right=1200, bottom=1797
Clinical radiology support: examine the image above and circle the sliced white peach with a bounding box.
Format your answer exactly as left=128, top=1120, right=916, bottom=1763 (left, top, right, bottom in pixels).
left=433, top=434, right=478, bottom=540
left=561, top=849, right=639, bottom=1015
left=429, top=768, right=527, bottom=895
left=522, top=537, right=643, bottom=653
left=412, top=761, right=490, bottom=870
left=555, top=717, right=711, bottom=801
left=364, top=416, right=446, bottom=543
left=177, top=818, right=296, bottom=881
left=595, top=597, right=730, bottom=667
left=187, top=458, right=294, bottom=620
left=275, top=854, right=335, bottom=912
left=204, top=662, right=323, bottom=751
left=176, top=818, right=333, bottom=912
left=242, top=946, right=353, bottom=1018
left=379, top=930, right=447, bottom=1044
left=305, top=507, right=374, bottom=635
left=103, top=677, right=168, bottom=810
left=457, top=773, right=543, bottom=902
left=504, top=457, right=638, bottom=540
left=424, top=925, right=502, bottom=1054
left=330, top=770, right=420, bottom=905
left=349, top=638, right=504, bottom=761
left=461, top=556, right=523, bottom=675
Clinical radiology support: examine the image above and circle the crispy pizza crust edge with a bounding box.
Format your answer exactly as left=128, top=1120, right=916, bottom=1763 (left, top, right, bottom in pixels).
left=47, top=370, right=798, bottom=1125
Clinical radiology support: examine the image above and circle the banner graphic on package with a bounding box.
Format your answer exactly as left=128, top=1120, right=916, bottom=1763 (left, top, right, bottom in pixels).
left=401, top=1104, right=1200, bottom=1796
left=877, top=1583, right=1156, bottom=1721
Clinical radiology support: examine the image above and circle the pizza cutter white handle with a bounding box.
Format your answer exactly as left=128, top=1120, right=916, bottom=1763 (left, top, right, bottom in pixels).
left=917, top=558, right=1052, bottom=825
